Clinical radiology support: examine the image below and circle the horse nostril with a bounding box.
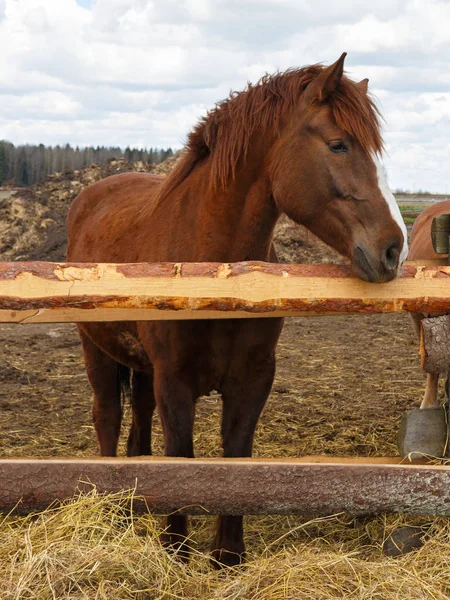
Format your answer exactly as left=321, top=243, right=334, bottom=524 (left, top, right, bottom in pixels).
left=383, top=243, right=400, bottom=271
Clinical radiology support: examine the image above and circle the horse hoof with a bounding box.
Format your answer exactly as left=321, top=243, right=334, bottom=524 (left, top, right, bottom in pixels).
left=210, top=547, right=246, bottom=569
left=383, top=525, right=428, bottom=557
left=397, top=407, right=447, bottom=458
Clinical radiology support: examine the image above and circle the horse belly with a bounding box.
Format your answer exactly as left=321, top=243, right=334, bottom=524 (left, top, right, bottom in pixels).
left=141, top=319, right=283, bottom=395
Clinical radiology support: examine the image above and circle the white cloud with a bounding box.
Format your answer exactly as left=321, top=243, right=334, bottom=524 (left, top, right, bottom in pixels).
left=0, top=0, right=449, bottom=191
left=2, top=90, right=82, bottom=120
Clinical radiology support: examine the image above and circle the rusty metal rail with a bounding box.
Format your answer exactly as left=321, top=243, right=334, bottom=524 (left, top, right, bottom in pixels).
left=1, top=456, right=450, bottom=516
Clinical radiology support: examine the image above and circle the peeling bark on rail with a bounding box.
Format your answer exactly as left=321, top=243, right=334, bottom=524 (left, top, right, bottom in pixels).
left=1, top=457, right=450, bottom=516
left=421, top=314, right=450, bottom=373
left=1, top=261, right=450, bottom=323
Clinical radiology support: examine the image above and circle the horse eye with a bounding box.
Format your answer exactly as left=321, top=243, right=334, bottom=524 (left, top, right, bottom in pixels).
left=328, top=141, right=348, bottom=153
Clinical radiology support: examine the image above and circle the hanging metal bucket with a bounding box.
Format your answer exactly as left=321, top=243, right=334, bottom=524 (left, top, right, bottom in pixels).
left=397, top=406, right=448, bottom=458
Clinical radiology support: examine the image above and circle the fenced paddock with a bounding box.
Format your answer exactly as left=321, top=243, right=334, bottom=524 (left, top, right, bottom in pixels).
left=3, top=259, right=450, bottom=599
left=1, top=259, right=450, bottom=517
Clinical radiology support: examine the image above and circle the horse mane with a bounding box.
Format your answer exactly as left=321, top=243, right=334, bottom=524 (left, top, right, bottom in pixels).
left=158, top=64, right=383, bottom=199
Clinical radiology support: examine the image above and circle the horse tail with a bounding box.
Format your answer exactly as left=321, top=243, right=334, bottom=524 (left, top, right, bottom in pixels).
left=118, top=364, right=132, bottom=409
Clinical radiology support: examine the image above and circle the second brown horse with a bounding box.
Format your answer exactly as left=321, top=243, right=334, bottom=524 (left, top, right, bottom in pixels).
left=67, top=53, right=407, bottom=566
left=409, top=199, right=450, bottom=408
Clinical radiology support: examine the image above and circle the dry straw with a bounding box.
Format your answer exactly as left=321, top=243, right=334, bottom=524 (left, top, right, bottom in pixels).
left=1, top=487, right=450, bottom=599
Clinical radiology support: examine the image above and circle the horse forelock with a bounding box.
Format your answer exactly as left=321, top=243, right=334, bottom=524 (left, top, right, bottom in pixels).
left=330, top=79, right=384, bottom=157
left=157, top=64, right=384, bottom=199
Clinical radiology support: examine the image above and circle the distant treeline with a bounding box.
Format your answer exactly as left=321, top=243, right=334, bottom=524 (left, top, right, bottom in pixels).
left=0, top=141, right=174, bottom=187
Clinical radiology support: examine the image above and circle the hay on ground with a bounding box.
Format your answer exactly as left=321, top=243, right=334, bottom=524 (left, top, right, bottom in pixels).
left=1, top=488, right=450, bottom=599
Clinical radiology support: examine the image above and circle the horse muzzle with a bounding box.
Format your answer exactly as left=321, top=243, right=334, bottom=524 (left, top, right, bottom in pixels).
left=352, top=244, right=401, bottom=283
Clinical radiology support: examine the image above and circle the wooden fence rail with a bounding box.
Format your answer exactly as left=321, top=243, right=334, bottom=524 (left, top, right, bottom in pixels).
left=2, top=457, right=450, bottom=516
left=0, top=260, right=450, bottom=323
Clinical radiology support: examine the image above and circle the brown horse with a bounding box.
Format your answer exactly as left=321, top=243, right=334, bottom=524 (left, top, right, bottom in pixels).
left=409, top=199, right=450, bottom=408
left=67, top=53, right=407, bottom=567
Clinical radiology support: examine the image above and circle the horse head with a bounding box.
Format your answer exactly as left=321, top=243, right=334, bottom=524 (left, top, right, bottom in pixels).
left=269, top=53, right=407, bottom=282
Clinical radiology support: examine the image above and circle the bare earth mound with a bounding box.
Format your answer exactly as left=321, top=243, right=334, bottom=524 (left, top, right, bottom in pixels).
left=0, top=154, right=181, bottom=262
left=0, top=157, right=447, bottom=599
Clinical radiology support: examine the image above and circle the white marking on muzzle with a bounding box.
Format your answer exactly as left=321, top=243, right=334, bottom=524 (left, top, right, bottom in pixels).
left=372, top=155, right=409, bottom=264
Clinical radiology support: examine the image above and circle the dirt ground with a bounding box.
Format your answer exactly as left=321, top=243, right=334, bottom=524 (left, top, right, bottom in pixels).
left=0, top=308, right=432, bottom=461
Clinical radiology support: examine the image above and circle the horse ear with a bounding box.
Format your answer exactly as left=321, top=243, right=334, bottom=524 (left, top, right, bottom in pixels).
left=303, top=52, right=347, bottom=104
left=357, top=78, right=369, bottom=94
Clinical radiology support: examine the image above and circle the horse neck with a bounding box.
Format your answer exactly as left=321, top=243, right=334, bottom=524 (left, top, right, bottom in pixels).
left=172, top=151, right=280, bottom=262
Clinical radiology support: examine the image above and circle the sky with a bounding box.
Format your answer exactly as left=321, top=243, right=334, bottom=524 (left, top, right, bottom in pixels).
left=0, top=0, right=449, bottom=192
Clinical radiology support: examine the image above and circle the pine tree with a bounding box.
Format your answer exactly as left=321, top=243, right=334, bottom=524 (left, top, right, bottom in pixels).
left=0, top=141, right=8, bottom=185
left=18, top=148, right=29, bottom=186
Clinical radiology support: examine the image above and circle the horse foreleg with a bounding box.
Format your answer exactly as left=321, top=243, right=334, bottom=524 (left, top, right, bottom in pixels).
left=212, top=355, right=276, bottom=568
left=420, top=372, right=440, bottom=409
left=127, top=370, right=155, bottom=456
left=409, top=314, right=441, bottom=409
left=153, top=367, right=195, bottom=561
left=79, top=329, right=124, bottom=457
